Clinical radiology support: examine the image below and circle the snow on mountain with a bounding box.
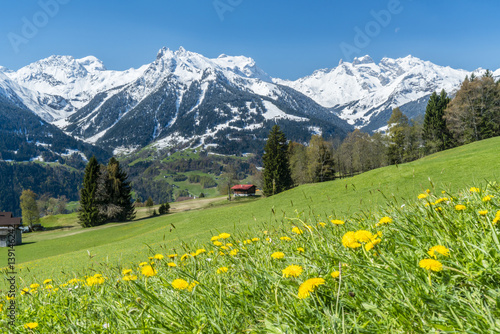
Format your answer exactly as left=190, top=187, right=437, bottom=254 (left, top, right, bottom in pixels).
left=4, top=55, right=147, bottom=121
left=276, top=55, right=486, bottom=130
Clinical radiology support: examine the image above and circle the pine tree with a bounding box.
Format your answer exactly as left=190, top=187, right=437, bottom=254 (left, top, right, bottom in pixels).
left=79, top=156, right=105, bottom=227
left=422, top=90, right=452, bottom=153
left=307, top=135, right=335, bottom=183
left=386, top=108, right=409, bottom=164
left=107, top=157, right=135, bottom=221
left=262, top=125, right=293, bottom=197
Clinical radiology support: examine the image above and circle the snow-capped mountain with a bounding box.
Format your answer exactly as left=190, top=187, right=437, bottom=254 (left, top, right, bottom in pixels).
left=276, top=55, right=494, bottom=131
left=62, top=47, right=349, bottom=155
left=3, top=55, right=147, bottom=121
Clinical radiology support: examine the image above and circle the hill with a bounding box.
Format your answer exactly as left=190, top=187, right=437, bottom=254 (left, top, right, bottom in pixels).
left=1, top=136, right=499, bottom=287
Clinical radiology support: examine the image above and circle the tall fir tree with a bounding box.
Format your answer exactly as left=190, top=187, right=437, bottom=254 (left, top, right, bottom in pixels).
left=107, top=157, right=136, bottom=221
left=262, top=125, right=293, bottom=197
left=78, top=156, right=105, bottom=227
left=422, top=90, right=452, bottom=153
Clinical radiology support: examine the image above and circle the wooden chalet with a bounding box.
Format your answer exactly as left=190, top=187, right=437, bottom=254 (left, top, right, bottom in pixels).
left=0, top=212, right=22, bottom=247
left=231, top=184, right=257, bottom=197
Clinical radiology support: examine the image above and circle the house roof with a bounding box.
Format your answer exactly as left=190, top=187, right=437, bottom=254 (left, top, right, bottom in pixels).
left=0, top=212, right=22, bottom=226
left=231, top=184, right=256, bottom=191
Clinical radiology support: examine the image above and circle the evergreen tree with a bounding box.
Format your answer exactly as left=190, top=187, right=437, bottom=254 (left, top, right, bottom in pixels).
left=306, top=135, right=335, bottom=183
left=78, top=156, right=105, bottom=227
left=262, top=125, right=293, bottom=196
left=422, top=90, right=452, bottom=153
left=20, top=189, right=39, bottom=229
left=146, top=196, right=154, bottom=216
left=106, top=157, right=135, bottom=221
left=386, top=108, right=409, bottom=164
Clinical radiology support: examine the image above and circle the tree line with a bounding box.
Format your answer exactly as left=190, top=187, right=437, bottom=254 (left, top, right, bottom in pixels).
left=263, top=72, right=500, bottom=195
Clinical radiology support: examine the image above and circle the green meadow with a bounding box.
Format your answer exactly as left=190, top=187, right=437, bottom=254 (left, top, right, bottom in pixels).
left=2, top=137, right=500, bottom=287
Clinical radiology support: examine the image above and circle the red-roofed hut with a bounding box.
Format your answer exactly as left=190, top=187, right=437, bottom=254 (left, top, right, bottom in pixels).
left=230, top=184, right=257, bottom=197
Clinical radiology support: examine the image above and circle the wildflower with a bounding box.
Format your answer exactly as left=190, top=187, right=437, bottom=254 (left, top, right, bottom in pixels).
left=354, top=230, right=373, bottom=243
left=67, top=278, right=81, bottom=285
left=194, top=249, right=206, bottom=256
left=376, top=216, right=393, bottom=227
left=418, top=193, right=428, bottom=199
left=122, top=269, right=132, bottom=276
left=44, top=285, right=54, bottom=290
left=139, top=262, right=148, bottom=267
left=220, top=246, right=229, bottom=250
left=297, top=247, right=305, bottom=253
left=210, top=236, right=219, bottom=242
left=478, top=210, right=488, bottom=216
left=229, top=249, right=239, bottom=256
left=217, top=267, right=229, bottom=274
left=0, top=304, right=3, bottom=312
left=6, top=295, right=14, bottom=300
left=493, top=211, right=500, bottom=224
left=297, top=278, right=325, bottom=299
left=280, top=236, right=292, bottom=241
left=271, top=252, right=285, bottom=259
left=342, top=232, right=361, bottom=249
left=180, top=253, right=190, bottom=261
left=482, top=195, right=493, bottom=202
left=365, top=238, right=381, bottom=251
left=428, top=245, right=450, bottom=258
left=153, top=254, right=164, bottom=260
left=86, top=274, right=105, bottom=286
left=122, top=275, right=137, bottom=281
left=292, top=227, right=303, bottom=234
left=331, top=271, right=340, bottom=278
left=330, top=219, right=345, bottom=225
left=171, top=279, right=190, bottom=290
left=435, top=207, right=443, bottom=212
left=165, top=262, right=176, bottom=267
left=219, top=251, right=226, bottom=256
left=213, top=241, right=223, bottom=247
left=43, top=279, right=52, bottom=285
left=455, top=204, right=466, bottom=211
left=24, top=323, right=39, bottom=329
left=252, top=238, right=260, bottom=242
left=226, top=243, right=233, bottom=247
left=188, top=281, right=199, bottom=291
left=218, top=233, right=231, bottom=239
left=141, top=265, right=157, bottom=277
left=30, top=283, right=40, bottom=289
left=470, top=187, right=480, bottom=193
left=426, top=189, right=431, bottom=194
left=435, top=197, right=448, bottom=204
left=419, top=259, right=443, bottom=272
left=318, top=222, right=326, bottom=227
left=20, top=288, right=29, bottom=295
left=282, top=265, right=303, bottom=278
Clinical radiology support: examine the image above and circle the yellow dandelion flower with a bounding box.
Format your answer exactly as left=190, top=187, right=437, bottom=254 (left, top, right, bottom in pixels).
left=455, top=204, right=466, bottom=211
left=271, top=252, right=285, bottom=259
left=418, top=193, right=428, bottom=199
left=280, top=236, right=292, bottom=241
left=168, top=254, right=178, bottom=259
left=292, top=227, right=303, bottom=234
left=331, top=271, right=340, bottom=278
left=435, top=207, right=443, bottom=212
left=195, top=249, right=206, bottom=256
left=282, top=265, right=303, bottom=278
left=493, top=211, right=500, bottom=225
left=171, top=278, right=189, bottom=290
left=354, top=230, right=373, bottom=243
left=218, top=233, right=231, bottom=239
left=210, top=236, right=219, bottom=241
left=180, top=253, right=190, bottom=261
left=139, top=262, right=148, bottom=267
left=188, top=281, right=198, bottom=292
left=219, top=251, right=226, bottom=256
left=251, top=238, right=260, bottom=242
left=482, top=195, right=493, bottom=202
left=478, top=210, right=488, bottom=216
left=6, top=295, right=14, bottom=300
left=213, top=241, right=223, bottom=247
left=229, top=249, right=239, bottom=256
left=0, top=304, right=3, bottom=312
left=24, top=322, right=39, bottom=329
left=365, top=238, right=381, bottom=251
left=435, top=197, right=448, bottom=204
left=217, top=267, right=229, bottom=274
left=470, top=187, right=480, bottom=193
left=318, top=222, right=326, bottom=227
left=122, top=269, right=132, bottom=276
left=153, top=254, right=164, bottom=260
left=376, top=216, right=393, bottom=227
left=342, top=231, right=361, bottom=249
left=220, top=246, right=229, bottom=250
left=167, top=262, right=177, bottom=267
left=426, top=189, right=431, bottom=194
left=297, top=247, right=305, bottom=253
left=427, top=245, right=450, bottom=258
left=297, top=277, right=325, bottom=299
left=122, top=275, right=137, bottom=281
left=419, top=258, right=443, bottom=272
left=43, top=279, right=52, bottom=285
left=20, top=288, right=29, bottom=295
left=141, top=265, right=157, bottom=277
left=86, top=275, right=105, bottom=286
left=330, top=219, right=345, bottom=225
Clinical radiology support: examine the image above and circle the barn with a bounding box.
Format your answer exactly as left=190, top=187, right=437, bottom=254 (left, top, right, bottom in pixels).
left=0, top=212, right=22, bottom=247
left=230, top=184, right=257, bottom=197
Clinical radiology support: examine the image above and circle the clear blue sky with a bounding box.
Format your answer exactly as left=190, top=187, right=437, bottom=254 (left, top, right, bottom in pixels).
left=1, top=0, right=499, bottom=80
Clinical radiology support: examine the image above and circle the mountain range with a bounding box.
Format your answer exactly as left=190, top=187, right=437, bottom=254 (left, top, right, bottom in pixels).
left=1, top=47, right=498, bottom=161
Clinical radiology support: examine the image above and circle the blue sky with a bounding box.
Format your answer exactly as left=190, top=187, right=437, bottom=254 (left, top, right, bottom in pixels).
left=1, top=0, right=499, bottom=79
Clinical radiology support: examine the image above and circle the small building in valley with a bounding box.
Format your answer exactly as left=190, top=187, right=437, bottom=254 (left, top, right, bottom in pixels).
left=231, top=184, right=257, bottom=197
left=0, top=212, right=22, bottom=247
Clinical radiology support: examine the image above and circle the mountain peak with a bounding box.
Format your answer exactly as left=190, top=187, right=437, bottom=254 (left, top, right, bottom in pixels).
left=77, top=56, right=106, bottom=72
left=352, top=55, right=374, bottom=65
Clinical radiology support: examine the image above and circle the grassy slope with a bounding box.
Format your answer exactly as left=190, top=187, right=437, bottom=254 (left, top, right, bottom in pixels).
left=2, top=137, right=499, bottom=286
